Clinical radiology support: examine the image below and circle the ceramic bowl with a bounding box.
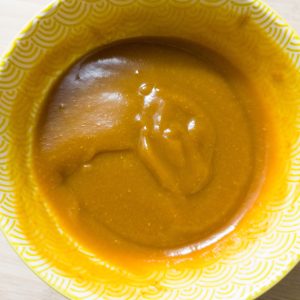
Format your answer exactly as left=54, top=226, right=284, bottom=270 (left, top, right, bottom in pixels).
left=0, top=0, right=300, bottom=299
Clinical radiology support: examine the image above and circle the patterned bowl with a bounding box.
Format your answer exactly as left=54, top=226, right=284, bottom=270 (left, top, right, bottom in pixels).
left=0, top=1, right=300, bottom=299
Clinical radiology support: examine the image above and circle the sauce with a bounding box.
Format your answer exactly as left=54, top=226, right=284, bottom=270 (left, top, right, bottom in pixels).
left=33, top=39, right=267, bottom=264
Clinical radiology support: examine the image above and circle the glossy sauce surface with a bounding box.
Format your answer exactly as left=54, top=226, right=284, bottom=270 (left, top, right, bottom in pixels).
left=33, top=39, right=267, bottom=262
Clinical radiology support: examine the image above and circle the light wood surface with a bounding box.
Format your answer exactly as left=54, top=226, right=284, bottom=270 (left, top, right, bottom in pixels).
left=0, top=0, right=299, bottom=299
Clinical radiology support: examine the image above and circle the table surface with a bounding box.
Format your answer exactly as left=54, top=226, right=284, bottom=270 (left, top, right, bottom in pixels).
left=0, top=0, right=299, bottom=299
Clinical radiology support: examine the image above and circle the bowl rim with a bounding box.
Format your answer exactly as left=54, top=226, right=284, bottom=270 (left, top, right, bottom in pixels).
left=0, top=0, right=300, bottom=299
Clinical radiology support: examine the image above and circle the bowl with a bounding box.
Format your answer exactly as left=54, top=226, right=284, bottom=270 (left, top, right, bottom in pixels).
left=0, top=0, right=300, bottom=299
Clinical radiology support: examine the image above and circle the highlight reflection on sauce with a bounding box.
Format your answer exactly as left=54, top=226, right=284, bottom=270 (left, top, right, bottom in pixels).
left=137, top=83, right=215, bottom=195
left=34, top=39, right=266, bottom=262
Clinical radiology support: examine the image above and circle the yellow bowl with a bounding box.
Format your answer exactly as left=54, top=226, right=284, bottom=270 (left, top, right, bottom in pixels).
left=1, top=0, right=300, bottom=299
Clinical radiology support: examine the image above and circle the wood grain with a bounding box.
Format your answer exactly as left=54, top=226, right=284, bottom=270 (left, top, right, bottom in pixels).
left=0, top=0, right=299, bottom=299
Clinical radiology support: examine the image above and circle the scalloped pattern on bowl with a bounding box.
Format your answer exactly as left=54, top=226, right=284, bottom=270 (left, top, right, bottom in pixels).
left=0, top=1, right=300, bottom=299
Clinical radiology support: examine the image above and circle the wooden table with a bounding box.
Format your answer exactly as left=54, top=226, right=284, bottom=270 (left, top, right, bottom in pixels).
left=0, top=0, right=299, bottom=299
